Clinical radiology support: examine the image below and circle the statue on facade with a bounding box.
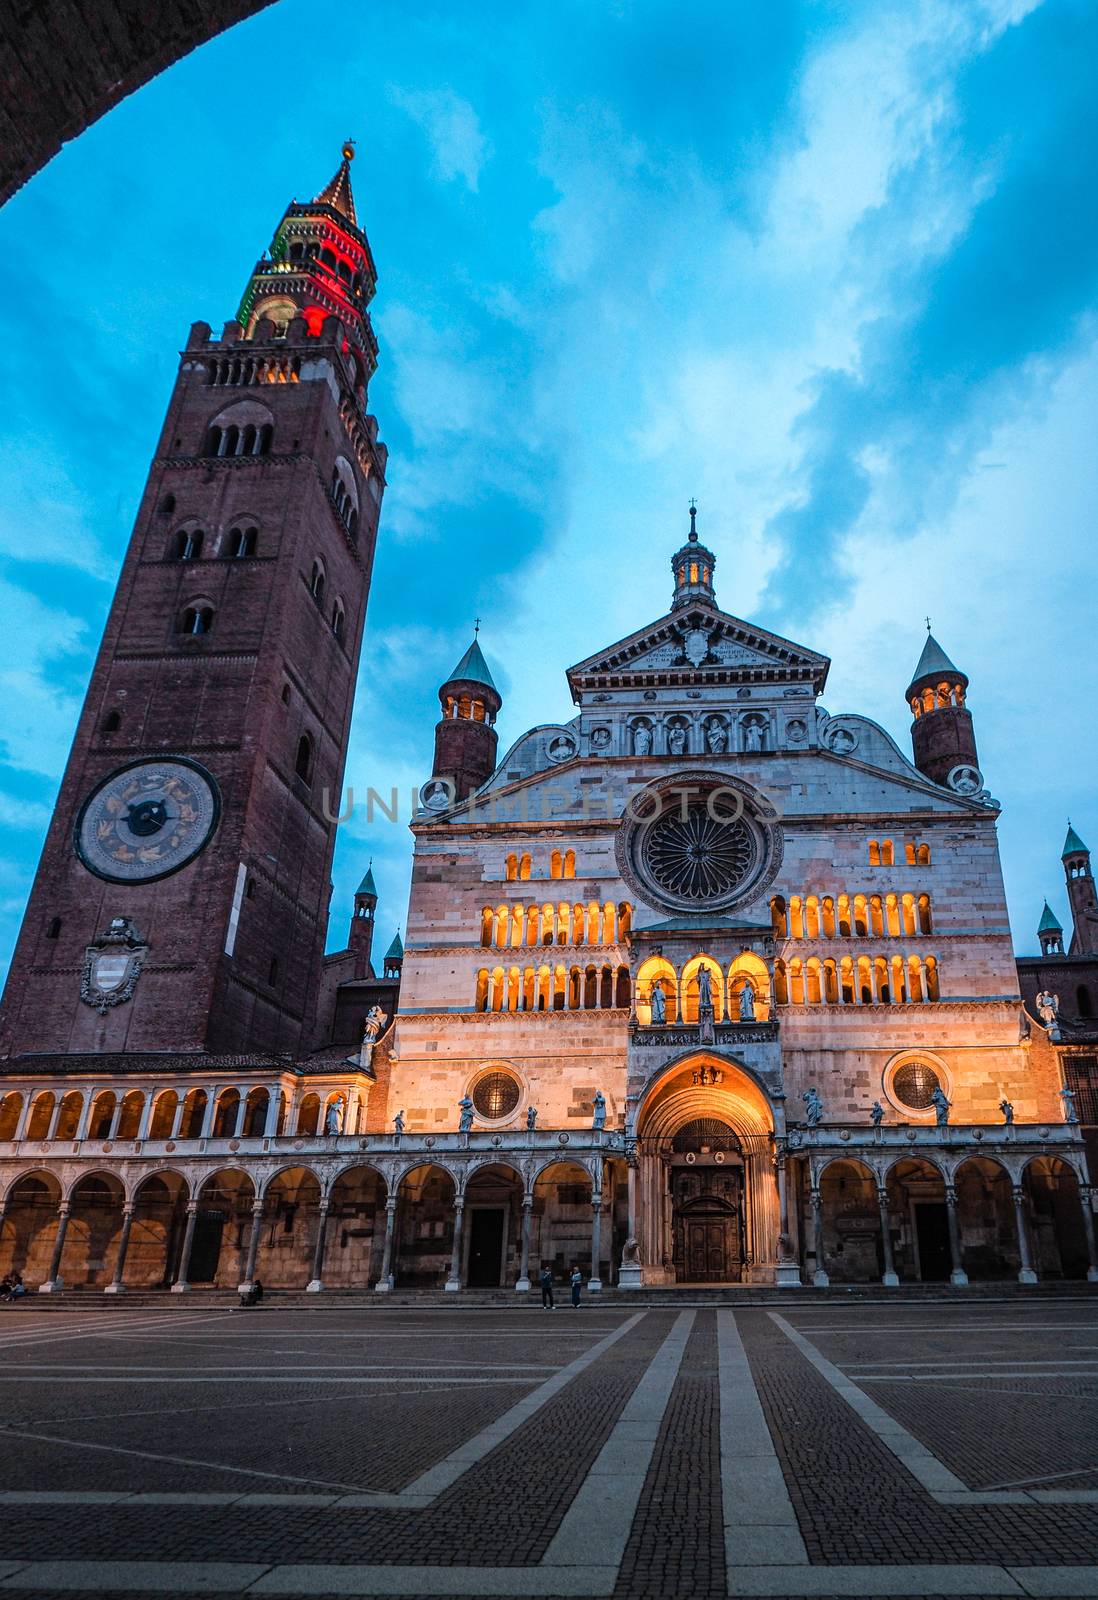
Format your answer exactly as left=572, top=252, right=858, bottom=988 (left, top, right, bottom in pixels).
left=803, top=1087, right=823, bottom=1127
left=870, top=1100, right=884, bottom=1128
left=999, top=1098, right=1014, bottom=1125
left=1035, top=990, right=1060, bottom=1027
left=650, top=982, right=666, bottom=1024
left=668, top=723, right=687, bottom=757
left=622, top=1236, right=640, bottom=1265
left=738, top=983, right=756, bottom=1022
left=633, top=723, right=652, bottom=756
left=1060, top=1085, right=1079, bottom=1124
left=526, top=1104, right=538, bottom=1130
left=325, top=1098, right=343, bottom=1137
left=697, top=965, right=714, bottom=1023
left=458, top=1095, right=474, bottom=1133
left=930, top=1085, right=951, bottom=1126
left=705, top=719, right=727, bottom=754
left=592, top=1090, right=606, bottom=1131
left=742, top=715, right=766, bottom=752
left=363, top=1005, right=385, bottom=1042
left=393, top=1109, right=405, bottom=1135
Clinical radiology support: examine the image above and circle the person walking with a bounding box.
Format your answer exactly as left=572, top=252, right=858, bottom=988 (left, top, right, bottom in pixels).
left=539, top=1265, right=555, bottom=1310
left=570, top=1265, right=583, bottom=1309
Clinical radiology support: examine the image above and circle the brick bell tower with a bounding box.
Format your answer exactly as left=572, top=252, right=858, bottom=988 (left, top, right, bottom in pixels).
left=430, top=633, right=502, bottom=803
left=0, top=142, right=387, bottom=1061
left=905, top=628, right=979, bottom=790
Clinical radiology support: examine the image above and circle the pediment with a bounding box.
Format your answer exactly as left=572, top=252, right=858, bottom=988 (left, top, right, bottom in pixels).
left=567, top=605, right=829, bottom=693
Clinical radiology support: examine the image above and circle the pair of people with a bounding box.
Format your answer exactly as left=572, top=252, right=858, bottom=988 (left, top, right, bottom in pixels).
left=0, top=1271, right=25, bottom=1301
left=539, top=1266, right=584, bottom=1309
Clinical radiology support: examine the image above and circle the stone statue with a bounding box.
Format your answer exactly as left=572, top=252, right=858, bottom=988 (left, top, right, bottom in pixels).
left=999, top=1098, right=1014, bottom=1125
left=697, top=965, right=714, bottom=1022
left=705, top=719, right=727, bottom=754
left=363, top=1005, right=385, bottom=1042
left=526, top=1104, right=538, bottom=1130
left=1060, top=1085, right=1079, bottom=1124
left=930, top=1085, right=951, bottom=1126
left=870, top=1100, right=884, bottom=1128
left=803, top=1087, right=823, bottom=1127
left=738, top=983, right=756, bottom=1022
left=325, top=1099, right=343, bottom=1137
left=742, top=715, right=766, bottom=752
left=393, top=1109, right=405, bottom=1135
left=458, top=1095, right=474, bottom=1133
left=622, top=1236, right=639, bottom=1265
left=633, top=723, right=652, bottom=756
left=1036, top=990, right=1060, bottom=1027
left=777, top=1231, right=797, bottom=1264
left=668, top=723, right=687, bottom=757
left=592, top=1090, right=606, bottom=1131
left=650, top=982, right=666, bottom=1024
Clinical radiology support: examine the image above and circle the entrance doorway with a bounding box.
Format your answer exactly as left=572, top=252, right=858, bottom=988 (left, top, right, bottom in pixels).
left=188, top=1211, right=225, bottom=1283
left=671, top=1168, right=744, bottom=1283
left=467, top=1207, right=505, bottom=1286
left=914, top=1202, right=951, bottom=1282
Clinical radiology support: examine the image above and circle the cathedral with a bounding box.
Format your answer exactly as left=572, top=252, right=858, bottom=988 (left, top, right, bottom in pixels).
left=0, top=149, right=1095, bottom=1296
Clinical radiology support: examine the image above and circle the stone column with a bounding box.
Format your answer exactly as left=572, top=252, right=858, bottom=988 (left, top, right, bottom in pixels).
left=38, top=1202, right=71, bottom=1293
left=589, top=1197, right=603, bottom=1291
left=516, top=1196, right=532, bottom=1292
left=375, top=1197, right=397, bottom=1292
left=13, top=1094, right=32, bottom=1143
left=106, top=1100, right=124, bottom=1141
left=171, top=1202, right=200, bottom=1293
left=1079, top=1186, right=1098, bottom=1284
left=263, top=1089, right=281, bottom=1139
left=810, top=1188, right=829, bottom=1287
left=104, top=1205, right=135, bottom=1294
left=169, top=1096, right=187, bottom=1141
left=200, top=1091, right=217, bottom=1140
left=445, top=1198, right=465, bottom=1292
left=1013, top=1185, right=1038, bottom=1284
left=45, top=1098, right=64, bottom=1141
left=231, top=1090, right=248, bottom=1139
left=877, top=1186, right=899, bottom=1287
left=74, top=1093, right=93, bottom=1143
left=620, top=1153, right=643, bottom=1289
left=136, top=1093, right=155, bottom=1142
left=943, top=1183, right=968, bottom=1286
left=306, top=1202, right=330, bottom=1293
left=774, top=1145, right=801, bottom=1287
left=238, top=1200, right=265, bottom=1292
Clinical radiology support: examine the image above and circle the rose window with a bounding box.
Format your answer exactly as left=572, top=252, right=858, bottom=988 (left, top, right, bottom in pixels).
left=891, top=1060, right=942, bottom=1112
left=643, top=804, right=756, bottom=904
left=472, top=1071, right=521, bottom=1120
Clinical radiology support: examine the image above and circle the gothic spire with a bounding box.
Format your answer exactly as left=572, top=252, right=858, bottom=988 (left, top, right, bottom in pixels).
left=314, top=139, right=359, bottom=226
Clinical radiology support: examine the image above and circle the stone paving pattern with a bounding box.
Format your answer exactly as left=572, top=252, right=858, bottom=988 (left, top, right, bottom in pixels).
left=0, top=1301, right=1097, bottom=1597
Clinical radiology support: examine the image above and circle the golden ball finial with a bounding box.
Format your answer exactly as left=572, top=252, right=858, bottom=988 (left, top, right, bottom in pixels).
left=342, top=138, right=356, bottom=162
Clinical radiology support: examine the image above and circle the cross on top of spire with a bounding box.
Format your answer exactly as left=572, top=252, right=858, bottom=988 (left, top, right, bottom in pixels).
left=688, top=499, right=698, bottom=542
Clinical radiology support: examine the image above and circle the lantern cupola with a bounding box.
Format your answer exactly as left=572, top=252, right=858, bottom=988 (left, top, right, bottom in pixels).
left=431, top=631, right=502, bottom=802
left=670, top=501, right=717, bottom=611
left=905, top=628, right=979, bottom=789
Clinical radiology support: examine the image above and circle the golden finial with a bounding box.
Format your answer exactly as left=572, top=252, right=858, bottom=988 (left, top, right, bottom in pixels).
left=342, top=138, right=356, bottom=162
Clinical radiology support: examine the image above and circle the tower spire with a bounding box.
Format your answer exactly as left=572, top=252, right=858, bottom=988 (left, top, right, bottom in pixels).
left=670, top=501, right=716, bottom=610
left=314, top=138, right=358, bottom=225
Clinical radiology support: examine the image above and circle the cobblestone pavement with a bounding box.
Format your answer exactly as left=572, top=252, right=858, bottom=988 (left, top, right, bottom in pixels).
left=0, top=1299, right=1095, bottom=1597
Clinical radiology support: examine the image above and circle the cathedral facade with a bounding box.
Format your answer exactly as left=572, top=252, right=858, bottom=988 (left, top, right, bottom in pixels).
left=0, top=154, right=1095, bottom=1295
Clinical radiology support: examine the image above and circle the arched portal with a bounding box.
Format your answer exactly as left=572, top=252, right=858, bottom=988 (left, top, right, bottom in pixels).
left=634, top=1055, right=778, bottom=1285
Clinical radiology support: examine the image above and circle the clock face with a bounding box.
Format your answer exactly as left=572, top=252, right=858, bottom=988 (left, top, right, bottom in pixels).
left=74, top=758, right=221, bottom=884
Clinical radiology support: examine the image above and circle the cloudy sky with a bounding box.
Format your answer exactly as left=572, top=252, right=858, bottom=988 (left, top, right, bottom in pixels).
left=0, top=0, right=1095, bottom=976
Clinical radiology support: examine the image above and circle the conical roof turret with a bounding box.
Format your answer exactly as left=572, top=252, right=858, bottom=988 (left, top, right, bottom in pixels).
left=1038, top=900, right=1062, bottom=934
left=906, top=631, right=966, bottom=697
left=356, top=863, right=377, bottom=897
left=445, top=636, right=498, bottom=696
left=1063, top=823, right=1089, bottom=859
left=314, top=139, right=358, bottom=225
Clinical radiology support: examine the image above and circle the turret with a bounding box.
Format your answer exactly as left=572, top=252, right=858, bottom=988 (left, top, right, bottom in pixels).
left=431, top=633, right=501, bottom=802
left=670, top=501, right=717, bottom=611
left=906, top=630, right=979, bottom=789
left=383, top=930, right=404, bottom=979
left=1037, top=900, right=1063, bottom=957
left=348, top=864, right=377, bottom=979
left=1063, top=823, right=1098, bottom=955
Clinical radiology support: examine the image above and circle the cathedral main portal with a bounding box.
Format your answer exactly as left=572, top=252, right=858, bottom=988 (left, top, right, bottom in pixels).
left=670, top=1119, right=746, bottom=1284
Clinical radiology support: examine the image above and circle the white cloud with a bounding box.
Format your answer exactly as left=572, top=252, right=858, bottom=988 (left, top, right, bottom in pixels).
left=0, top=579, right=88, bottom=778
left=0, top=792, right=53, bottom=830
left=388, top=87, right=493, bottom=191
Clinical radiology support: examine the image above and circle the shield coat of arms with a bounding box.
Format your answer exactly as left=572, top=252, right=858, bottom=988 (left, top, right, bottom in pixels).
left=80, top=917, right=147, bottom=1015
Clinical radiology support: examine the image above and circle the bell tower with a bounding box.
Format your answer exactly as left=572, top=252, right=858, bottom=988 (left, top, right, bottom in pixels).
left=905, top=629, right=979, bottom=789
left=1063, top=824, right=1098, bottom=956
left=430, top=633, right=502, bottom=802
left=0, top=145, right=387, bottom=1062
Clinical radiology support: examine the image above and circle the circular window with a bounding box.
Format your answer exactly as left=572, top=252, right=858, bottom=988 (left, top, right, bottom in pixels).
left=891, top=1060, right=942, bottom=1111
left=615, top=772, right=783, bottom=914
left=471, top=1071, right=521, bottom=1121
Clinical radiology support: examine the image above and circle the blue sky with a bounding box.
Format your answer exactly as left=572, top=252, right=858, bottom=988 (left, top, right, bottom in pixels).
left=0, top=0, right=1095, bottom=975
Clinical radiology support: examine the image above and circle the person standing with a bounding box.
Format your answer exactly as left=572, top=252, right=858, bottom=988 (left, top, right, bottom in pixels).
left=570, top=1265, right=583, bottom=1309
left=540, top=1265, right=555, bottom=1310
